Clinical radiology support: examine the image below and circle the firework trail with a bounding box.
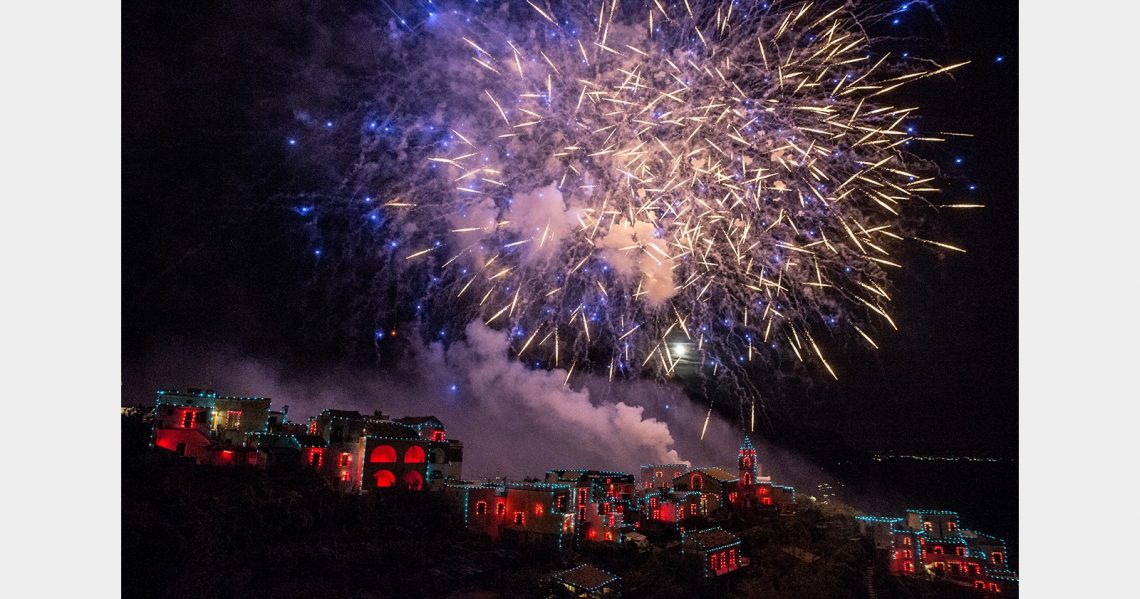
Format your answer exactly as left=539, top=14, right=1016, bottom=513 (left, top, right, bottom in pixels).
left=297, top=0, right=972, bottom=405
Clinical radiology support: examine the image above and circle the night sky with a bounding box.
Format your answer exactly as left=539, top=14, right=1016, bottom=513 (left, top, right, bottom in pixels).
left=122, top=0, right=1017, bottom=463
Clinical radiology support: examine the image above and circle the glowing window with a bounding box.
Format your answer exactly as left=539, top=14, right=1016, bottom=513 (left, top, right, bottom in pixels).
left=989, top=583, right=999, bottom=592
left=308, top=449, right=323, bottom=467
left=947, top=521, right=957, bottom=532
left=904, top=562, right=914, bottom=573
left=956, top=546, right=966, bottom=556
left=924, top=521, right=934, bottom=533
left=535, top=503, right=544, bottom=516
left=496, top=501, right=506, bottom=516
left=181, top=411, right=195, bottom=428
left=475, top=501, right=487, bottom=516
left=339, top=472, right=350, bottom=481
left=975, top=581, right=986, bottom=590
left=652, top=508, right=660, bottom=520
left=742, top=457, right=751, bottom=468
left=556, top=495, right=566, bottom=510
left=339, top=452, right=351, bottom=466
left=374, top=470, right=396, bottom=488
left=655, top=470, right=662, bottom=478
left=650, top=497, right=657, bottom=508
left=743, top=473, right=752, bottom=484
left=903, top=537, right=912, bottom=546
left=933, top=546, right=944, bottom=555
left=762, top=497, right=773, bottom=506
left=404, top=445, right=426, bottom=463
left=431, top=430, right=445, bottom=442
left=401, top=470, right=423, bottom=491
left=759, top=487, right=770, bottom=496
left=993, top=552, right=1004, bottom=564
left=370, top=445, right=397, bottom=463
left=903, top=550, right=912, bottom=559
left=513, top=512, right=525, bottom=525
left=691, top=474, right=703, bottom=490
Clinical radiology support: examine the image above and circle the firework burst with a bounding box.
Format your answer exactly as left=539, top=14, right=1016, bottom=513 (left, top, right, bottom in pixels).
left=321, top=1, right=972, bottom=397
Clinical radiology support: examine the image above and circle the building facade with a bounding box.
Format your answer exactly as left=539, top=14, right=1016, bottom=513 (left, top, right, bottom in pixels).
left=856, top=509, right=1018, bottom=595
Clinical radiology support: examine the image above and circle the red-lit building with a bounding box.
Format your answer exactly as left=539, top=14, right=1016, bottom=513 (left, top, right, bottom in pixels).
left=682, top=527, right=745, bottom=578
left=359, top=417, right=463, bottom=492
left=148, top=389, right=464, bottom=493
left=151, top=390, right=215, bottom=460
left=545, top=470, right=637, bottom=544
left=671, top=467, right=738, bottom=516
left=638, top=463, right=689, bottom=492
left=856, top=509, right=1018, bottom=595
left=727, top=436, right=798, bottom=514
left=449, top=481, right=576, bottom=550
left=151, top=389, right=273, bottom=460
left=549, top=564, right=622, bottom=598
left=639, top=489, right=705, bottom=529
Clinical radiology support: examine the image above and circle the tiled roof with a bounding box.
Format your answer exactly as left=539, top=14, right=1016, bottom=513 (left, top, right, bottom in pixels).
left=695, top=467, right=739, bottom=482
left=552, top=564, right=620, bottom=590
left=684, top=527, right=740, bottom=550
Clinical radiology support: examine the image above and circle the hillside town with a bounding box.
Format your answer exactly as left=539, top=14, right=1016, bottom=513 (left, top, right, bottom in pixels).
left=130, top=389, right=1018, bottom=596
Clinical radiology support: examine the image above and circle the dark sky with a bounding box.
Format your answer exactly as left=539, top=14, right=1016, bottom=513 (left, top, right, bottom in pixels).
left=122, top=1, right=1017, bottom=458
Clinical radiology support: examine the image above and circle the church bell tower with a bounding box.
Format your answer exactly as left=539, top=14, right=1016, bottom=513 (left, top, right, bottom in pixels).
left=739, top=435, right=758, bottom=485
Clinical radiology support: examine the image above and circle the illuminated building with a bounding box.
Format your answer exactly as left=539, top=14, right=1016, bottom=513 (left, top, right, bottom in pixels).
left=639, top=489, right=705, bottom=528
left=671, top=467, right=739, bottom=516
left=856, top=509, right=1018, bottom=595
left=447, top=481, right=576, bottom=550
left=682, top=527, right=745, bottom=578
left=638, top=463, right=689, bottom=491
left=548, top=564, right=622, bottom=598
left=544, top=469, right=637, bottom=544
left=148, top=389, right=463, bottom=492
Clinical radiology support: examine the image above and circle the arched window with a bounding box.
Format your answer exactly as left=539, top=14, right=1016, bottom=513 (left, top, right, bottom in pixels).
left=404, top=445, right=426, bottom=463
left=370, top=445, right=397, bottom=462
left=742, top=457, right=751, bottom=469
left=743, top=473, right=752, bottom=485
left=374, top=469, right=396, bottom=488
left=401, top=470, right=424, bottom=490
left=933, top=546, right=944, bottom=554
left=475, top=501, right=487, bottom=516
left=691, top=474, right=703, bottom=490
